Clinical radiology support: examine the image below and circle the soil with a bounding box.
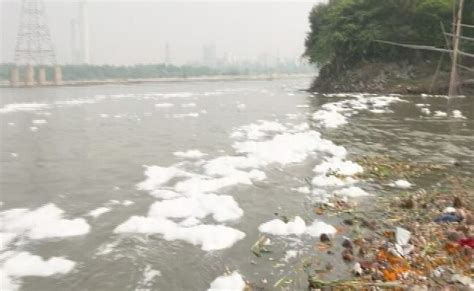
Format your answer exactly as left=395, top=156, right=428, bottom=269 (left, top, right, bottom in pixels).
left=309, top=61, right=474, bottom=96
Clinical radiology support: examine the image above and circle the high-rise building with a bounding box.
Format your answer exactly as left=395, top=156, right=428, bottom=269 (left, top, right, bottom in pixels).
left=202, top=44, right=217, bottom=67
left=79, top=0, right=90, bottom=64
left=165, top=42, right=171, bottom=65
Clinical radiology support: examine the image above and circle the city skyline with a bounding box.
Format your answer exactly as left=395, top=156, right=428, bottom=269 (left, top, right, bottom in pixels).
left=1, top=1, right=324, bottom=65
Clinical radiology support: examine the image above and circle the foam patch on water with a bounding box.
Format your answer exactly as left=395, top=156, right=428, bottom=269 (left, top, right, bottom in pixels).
left=172, top=113, right=199, bottom=118
left=258, top=216, right=306, bottom=236
left=312, top=95, right=404, bottom=129
left=434, top=111, right=447, bottom=117
left=114, top=216, right=245, bottom=251
left=173, top=150, right=207, bottom=159
left=148, top=194, right=243, bottom=222
left=333, top=186, right=370, bottom=197
left=181, top=103, right=197, bottom=108
left=137, top=264, right=161, bottom=288
left=230, top=120, right=287, bottom=140
left=32, top=119, right=47, bottom=125
left=0, top=103, right=50, bottom=114
left=305, top=220, right=337, bottom=237
left=452, top=110, right=466, bottom=119
left=137, top=166, right=194, bottom=191
left=0, top=204, right=90, bottom=241
left=208, top=271, right=246, bottom=291
left=1, top=251, right=75, bottom=277
left=313, top=158, right=363, bottom=176
left=87, top=207, right=111, bottom=218
left=155, top=103, right=174, bottom=108
left=258, top=216, right=337, bottom=238
left=233, top=131, right=346, bottom=165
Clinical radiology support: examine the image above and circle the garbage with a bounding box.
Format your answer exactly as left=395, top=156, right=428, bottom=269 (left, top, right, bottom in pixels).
left=395, top=227, right=410, bottom=246
left=458, top=238, right=474, bottom=249
left=434, top=213, right=463, bottom=223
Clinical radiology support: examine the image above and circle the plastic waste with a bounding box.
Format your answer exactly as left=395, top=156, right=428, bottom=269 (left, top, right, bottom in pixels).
left=434, top=213, right=463, bottom=223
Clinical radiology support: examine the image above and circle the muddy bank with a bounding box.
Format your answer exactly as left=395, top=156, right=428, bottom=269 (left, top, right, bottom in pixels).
left=309, top=61, right=474, bottom=96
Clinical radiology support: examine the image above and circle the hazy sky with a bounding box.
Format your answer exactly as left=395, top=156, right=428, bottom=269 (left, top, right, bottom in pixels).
left=1, top=1, right=325, bottom=65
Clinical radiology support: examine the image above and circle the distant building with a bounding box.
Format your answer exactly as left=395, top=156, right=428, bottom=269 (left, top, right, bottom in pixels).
left=79, top=0, right=90, bottom=64
left=165, top=42, right=171, bottom=65
left=202, top=44, right=217, bottom=67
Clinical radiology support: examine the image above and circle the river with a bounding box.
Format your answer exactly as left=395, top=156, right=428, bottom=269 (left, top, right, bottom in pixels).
left=0, top=77, right=473, bottom=290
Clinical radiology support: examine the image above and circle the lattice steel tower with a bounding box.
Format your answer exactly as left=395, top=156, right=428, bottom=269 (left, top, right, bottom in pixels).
left=14, top=0, right=56, bottom=65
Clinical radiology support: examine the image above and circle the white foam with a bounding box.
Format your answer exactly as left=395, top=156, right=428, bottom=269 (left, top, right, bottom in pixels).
left=0, top=204, right=90, bottom=240
left=114, top=216, right=245, bottom=251
left=305, top=220, right=337, bottom=237
left=311, top=175, right=353, bottom=187
left=138, top=264, right=161, bottom=287
left=234, top=131, right=343, bottom=166
left=231, top=120, right=287, bottom=140
left=32, top=119, right=47, bottom=125
left=1, top=251, right=75, bottom=278
left=87, top=207, right=111, bottom=218
left=155, top=103, right=174, bottom=108
left=313, top=158, right=363, bottom=176
left=0, top=103, right=49, bottom=114
left=173, top=150, right=207, bottom=159
left=208, top=271, right=245, bottom=291
left=312, top=110, right=347, bottom=128
left=421, top=108, right=431, bottom=115
left=181, top=103, right=197, bottom=108
left=148, top=194, right=243, bottom=222
left=149, top=189, right=182, bottom=200
left=258, top=216, right=306, bottom=236
left=334, top=186, right=370, bottom=197
left=136, top=166, right=193, bottom=191
left=389, top=179, right=412, bottom=189
left=172, top=113, right=199, bottom=118
left=122, top=200, right=134, bottom=206
left=29, top=127, right=38, bottom=132
left=434, top=111, right=447, bottom=117
left=452, top=110, right=466, bottom=119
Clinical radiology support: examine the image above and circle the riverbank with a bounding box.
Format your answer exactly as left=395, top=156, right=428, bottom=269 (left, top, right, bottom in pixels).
left=0, top=73, right=315, bottom=88
left=309, top=61, right=474, bottom=96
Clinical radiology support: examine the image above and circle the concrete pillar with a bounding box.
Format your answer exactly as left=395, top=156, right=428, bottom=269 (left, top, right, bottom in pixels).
left=38, top=67, right=47, bottom=85
left=25, top=64, right=35, bottom=86
left=53, top=66, right=62, bottom=85
left=9, top=66, right=19, bottom=87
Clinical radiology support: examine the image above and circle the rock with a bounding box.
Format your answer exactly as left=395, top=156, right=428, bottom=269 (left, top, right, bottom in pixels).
left=342, top=239, right=353, bottom=249
left=342, top=249, right=354, bottom=262
left=446, top=231, right=463, bottom=242
left=325, top=262, right=333, bottom=271
left=465, top=214, right=474, bottom=225
left=358, top=246, right=368, bottom=257
left=320, top=233, right=331, bottom=243
left=451, top=274, right=472, bottom=286
left=453, top=196, right=463, bottom=208
left=400, top=197, right=415, bottom=209
left=352, top=262, right=363, bottom=276
left=343, top=219, right=354, bottom=226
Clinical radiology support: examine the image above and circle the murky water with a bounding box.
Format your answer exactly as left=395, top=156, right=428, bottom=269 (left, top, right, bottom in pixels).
left=0, top=78, right=473, bottom=290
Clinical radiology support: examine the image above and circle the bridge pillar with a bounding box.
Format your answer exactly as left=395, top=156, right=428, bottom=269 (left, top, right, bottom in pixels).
left=53, top=66, right=62, bottom=85
left=38, top=67, right=47, bottom=85
left=9, top=66, right=19, bottom=87
left=25, top=64, right=35, bottom=86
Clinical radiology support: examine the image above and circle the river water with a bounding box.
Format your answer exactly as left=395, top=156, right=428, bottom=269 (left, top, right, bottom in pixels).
left=0, top=78, right=473, bottom=290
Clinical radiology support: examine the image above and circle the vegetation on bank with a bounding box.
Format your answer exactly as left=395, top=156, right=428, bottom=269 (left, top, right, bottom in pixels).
left=0, top=62, right=315, bottom=82
left=304, top=0, right=474, bottom=93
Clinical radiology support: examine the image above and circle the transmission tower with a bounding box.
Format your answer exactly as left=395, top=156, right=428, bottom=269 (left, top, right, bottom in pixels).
left=14, top=0, right=56, bottom=65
